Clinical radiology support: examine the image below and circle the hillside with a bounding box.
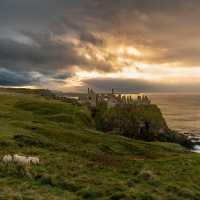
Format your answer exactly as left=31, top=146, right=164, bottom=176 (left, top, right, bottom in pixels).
left=0, top=91, right=199, bottom=199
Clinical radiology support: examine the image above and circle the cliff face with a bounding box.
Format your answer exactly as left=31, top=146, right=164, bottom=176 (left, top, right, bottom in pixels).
left=92, top=104, right=191, bottom=146
left=92, top=104, right=169, bottom=141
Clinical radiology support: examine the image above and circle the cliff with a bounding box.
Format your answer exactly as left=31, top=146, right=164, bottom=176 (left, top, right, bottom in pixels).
left=92, top=104, right=191, bottom=147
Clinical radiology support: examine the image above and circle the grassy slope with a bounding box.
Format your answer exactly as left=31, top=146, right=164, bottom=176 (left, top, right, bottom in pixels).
left=0, top=92, right=199, bottom=199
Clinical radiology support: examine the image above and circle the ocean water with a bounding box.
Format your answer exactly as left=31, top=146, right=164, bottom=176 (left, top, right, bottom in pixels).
left=148, top=93, right=200, bottom=135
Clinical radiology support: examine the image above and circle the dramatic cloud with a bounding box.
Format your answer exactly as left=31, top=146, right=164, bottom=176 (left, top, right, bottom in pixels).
left=0, top=68, right=42, bottom=86
left=1, top=0, right=200, bottom=91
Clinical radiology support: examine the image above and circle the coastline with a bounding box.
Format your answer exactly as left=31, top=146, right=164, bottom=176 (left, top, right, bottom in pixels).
left=50, top=90, right=200, bottom=151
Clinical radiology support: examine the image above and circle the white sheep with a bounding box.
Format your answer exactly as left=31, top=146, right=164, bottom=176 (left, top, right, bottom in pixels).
left=13, top=154, right=30, bottom=166
left=2, top=155, right=12, bottom=163
left=28, top=156, right=39, bottom=165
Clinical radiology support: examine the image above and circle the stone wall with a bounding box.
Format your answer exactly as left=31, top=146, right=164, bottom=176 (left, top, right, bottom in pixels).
left=85, top=88, right=151, bottom=108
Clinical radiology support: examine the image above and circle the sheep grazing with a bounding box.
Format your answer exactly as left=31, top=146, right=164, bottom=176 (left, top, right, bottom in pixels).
left=28, top=156, right=39, bottom=165
left=13, top=154, right=30, bottom=166
left=2, top=155, right=12, bottom=163
left=2, top=154, right=40, bottom=167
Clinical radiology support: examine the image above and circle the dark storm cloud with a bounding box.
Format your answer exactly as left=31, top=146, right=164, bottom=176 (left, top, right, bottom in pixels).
left=0, top=31, right=114, bottom=75
left=0, top=0, right=84, bottom=31
left=0, top=68, right=40, bottom=86
left=1, top=0, right=200, bottom=89
left=0, top=35, right=78, bottom=73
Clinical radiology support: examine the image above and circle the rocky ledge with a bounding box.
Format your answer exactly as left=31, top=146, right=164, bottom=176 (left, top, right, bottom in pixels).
left=91, top=103, right=194, bottom=148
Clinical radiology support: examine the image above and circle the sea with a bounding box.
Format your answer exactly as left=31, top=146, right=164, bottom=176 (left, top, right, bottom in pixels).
left=147, top=93, right=200, bottom=152
left=148, top=93, right=200, bottom=135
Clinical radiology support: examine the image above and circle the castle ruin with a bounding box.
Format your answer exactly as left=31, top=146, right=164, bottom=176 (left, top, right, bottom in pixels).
left=79, top=88, right=151, bottom=108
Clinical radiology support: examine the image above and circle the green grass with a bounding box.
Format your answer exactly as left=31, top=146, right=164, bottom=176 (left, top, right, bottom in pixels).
left=0, top=92, right=199, bottom=199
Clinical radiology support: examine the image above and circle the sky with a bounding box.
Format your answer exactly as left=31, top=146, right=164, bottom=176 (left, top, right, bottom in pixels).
left=1, top=0, right=200, bottom=92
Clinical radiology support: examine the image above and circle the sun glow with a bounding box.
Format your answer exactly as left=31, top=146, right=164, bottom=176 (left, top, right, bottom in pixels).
left=85, top=53, right=92, bottom=60
left=73, top=62, right=200, bottom=82
left=127, top=47, right=142, bottom=56
left=67, top=38, right=200, bottom=88
left=116, top=46, right=142, bottom=57
left=74, top=66, right=145, bottom=80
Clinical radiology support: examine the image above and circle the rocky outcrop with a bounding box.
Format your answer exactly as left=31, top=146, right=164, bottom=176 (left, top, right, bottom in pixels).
left=92, top=104, right=193, bottom=148
left=156, top=131, right=193, bottom=148
left=93, top=104, right=168, bottom=140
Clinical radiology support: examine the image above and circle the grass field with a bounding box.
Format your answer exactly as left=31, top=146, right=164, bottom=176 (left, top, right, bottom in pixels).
left=0, top=91, right=199, bottom=199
